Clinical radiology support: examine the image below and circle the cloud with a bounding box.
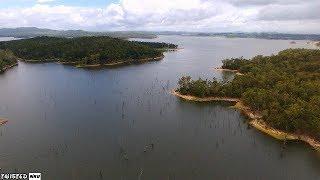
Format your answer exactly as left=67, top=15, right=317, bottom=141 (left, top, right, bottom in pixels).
left=257, top=1, right=320, bottom=21
left=226, top=0, right=318, bottom=6
left=0, top=0, right=319, bottom=33
left=37, top=0, right=54, bottom=3
left=225, top=0, right=278, bottom=6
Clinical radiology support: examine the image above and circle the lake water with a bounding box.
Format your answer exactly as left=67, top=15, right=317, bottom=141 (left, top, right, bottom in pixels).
left=0, top=36, right=319, bottom=180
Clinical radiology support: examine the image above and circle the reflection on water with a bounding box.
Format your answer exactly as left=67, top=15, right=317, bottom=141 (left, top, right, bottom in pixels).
left=0, top=36, right=319, bottom=179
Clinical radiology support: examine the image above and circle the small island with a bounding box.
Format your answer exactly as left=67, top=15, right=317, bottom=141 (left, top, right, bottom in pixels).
left=0, top=49, right=18, bottom=73
left=173, top=48, right=320, bottom=151
left=0, top=36, right=178, bottom=68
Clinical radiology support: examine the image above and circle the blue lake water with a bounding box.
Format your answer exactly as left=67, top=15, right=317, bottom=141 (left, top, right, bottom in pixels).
left=0, top=35, right=319, bottom=179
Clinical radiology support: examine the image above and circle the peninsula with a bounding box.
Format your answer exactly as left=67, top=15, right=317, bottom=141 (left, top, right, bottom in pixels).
left=173, top=48, right=320, bottom=151
left=0, top=36, right=178, bottom=68
left=0, top=49, right=18, bottom=73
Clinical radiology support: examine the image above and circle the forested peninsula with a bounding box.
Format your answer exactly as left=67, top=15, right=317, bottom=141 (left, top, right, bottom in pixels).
left=0, top=49, right=18, bottom=73
left=175, top=49, right=320, bottom=150
left=0, top=36, right=177, bottom=68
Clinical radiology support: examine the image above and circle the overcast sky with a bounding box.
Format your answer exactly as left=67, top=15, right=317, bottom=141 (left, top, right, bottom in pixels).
left=0, top=0, right=319, bottom=33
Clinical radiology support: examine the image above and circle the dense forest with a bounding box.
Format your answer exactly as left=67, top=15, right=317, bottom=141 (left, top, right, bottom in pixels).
left=132, top=41, right=178, bottom=49
left=0, top=49, right=17, bottom=72
left=0, top=36, right=177, bottom=66
left=177, top=49, right=320, bottom=139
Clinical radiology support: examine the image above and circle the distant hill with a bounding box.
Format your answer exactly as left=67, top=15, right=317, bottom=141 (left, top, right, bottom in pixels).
left=2, top=27, right=319, bottom=41
left=0, top=27, right=157, bottom=39
left=154, top=31, right=320, bottom=41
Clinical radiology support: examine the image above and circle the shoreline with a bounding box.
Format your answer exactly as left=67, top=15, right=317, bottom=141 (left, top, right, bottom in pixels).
left=19, top=55, right=166, bottom=68
left=0, top=62, right=18, bottom=73
left=19, top=57, right=58, bottom=63
left=161, top=47, right=183, bottom=52
left=75, top=55, right=165, bottom=68
left=171, top=90, right=320, bottom=151
left=170, top=90, right=240, bottom=102
left=213, top=68, right=244, bottom=75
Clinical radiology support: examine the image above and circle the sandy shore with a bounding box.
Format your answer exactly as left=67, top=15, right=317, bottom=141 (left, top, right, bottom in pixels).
left=56, top=61, right=77, bottom=65
left=161, top=48, right=183, bottom=52
left=213, top=68, right=244, bottom=75
left=170, top=90, right=240, bottom=102
left=249, top=119, right=320, bottom=151
left=171, top=90, right=320, bottom=151
left=235, top=101, right=320, bottom=151
left=76, top=55, right=164, bottom=68
left=21, top=59, right=58, bottom=63
left=18, top=55, right=164, bottom=68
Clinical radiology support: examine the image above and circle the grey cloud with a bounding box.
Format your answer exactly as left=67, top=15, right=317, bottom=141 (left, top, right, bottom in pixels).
left=0, top=0, right=319, bottom=33
left=227, top=0, right=277, bottom=6
left=224, top=0, right=318, bottom=7
left=257, top=2, right=320, bottom=21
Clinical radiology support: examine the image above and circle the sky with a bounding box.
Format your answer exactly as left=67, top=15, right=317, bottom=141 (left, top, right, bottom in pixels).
left=0, top=0, right=319, bottom=33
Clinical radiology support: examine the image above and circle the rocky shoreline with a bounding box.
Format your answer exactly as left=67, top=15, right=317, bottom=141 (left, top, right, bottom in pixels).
left=0, top=62, right=18, bottom=73
left=213, top=68, right=244, bottom=75
left=171, top=90, right=320, bottom=151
